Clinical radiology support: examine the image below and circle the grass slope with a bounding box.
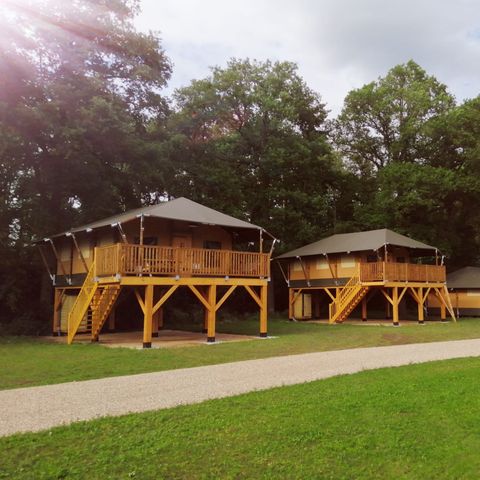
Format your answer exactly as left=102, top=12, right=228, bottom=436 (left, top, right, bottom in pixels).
left=2, top=316, right=480, bottom=391
left=1, top=357, right=480, bottom=479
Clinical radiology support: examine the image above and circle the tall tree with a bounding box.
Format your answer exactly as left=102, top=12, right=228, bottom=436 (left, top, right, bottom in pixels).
left=0, top=0, right=171, bottom=331
left=335, top=60, right=455, bottom=173
left=166, top=59, right=346, bottom=250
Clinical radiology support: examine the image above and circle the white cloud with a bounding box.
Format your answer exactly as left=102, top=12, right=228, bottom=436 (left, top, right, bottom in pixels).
left=136, top=0, right=480, bottom=115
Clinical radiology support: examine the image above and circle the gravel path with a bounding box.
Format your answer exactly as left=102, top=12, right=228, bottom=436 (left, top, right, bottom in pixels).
left=1, top=338, right=480, bottom=437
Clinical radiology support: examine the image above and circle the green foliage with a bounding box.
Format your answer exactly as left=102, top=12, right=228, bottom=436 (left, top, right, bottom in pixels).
left=1, top=0, right=479, bottom=334
left=167, top=59, right=345, bottom=251
left=0, top=0, right=172, bottom=329
left=335, top=60, right=455, bottom=172
left=2, top=357, right=480, bottom=478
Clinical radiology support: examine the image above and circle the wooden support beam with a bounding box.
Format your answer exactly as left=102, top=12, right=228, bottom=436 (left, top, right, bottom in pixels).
left=70, top=233, right=88, bottom=273
left=325, top=254, right=337, bottom=279
left=152, top=285, right=178, bottom=315
left=296, top=256, right=311, bottom=286
left=52, top=288, right=64, bottom=335
left=417, top=287, right=425, bottom=324
left=244, top=285, right=262, bottom=308
left=207, top=284, right=216, bottom=342
left=188, top=284, right=212, bottom=311
left=259, top=284, right=268, bottom=337
left=392, top=286, right=399, bottom=326
left=380, top=288, right=394, bottom=306
left=276, top=261, right=289, bottom=285
left=143, top=284, right=153, bottom=348
left=323, top=288, right=336, bottom=301
left=215, top=285, right=237, bottom=312
left=361, top=296, right=367, bottom=322
left=48, top=239, right=70, bottom=282
left=38, top=245, right=54, bottom=281
left=288, top=288, right=294, bottom=319
left=108, top=308, right=116, bottom=332
left=134, top=288, right=145, bottom=314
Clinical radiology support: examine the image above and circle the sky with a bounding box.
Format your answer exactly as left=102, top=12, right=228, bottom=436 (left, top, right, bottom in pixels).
left=135, top=0, right=480, bottom=116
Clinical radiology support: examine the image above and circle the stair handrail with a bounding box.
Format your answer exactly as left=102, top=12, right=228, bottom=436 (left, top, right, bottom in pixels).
left=329, top=265, right=362, bottom=323
left=67, top=261, right=97, bottom=344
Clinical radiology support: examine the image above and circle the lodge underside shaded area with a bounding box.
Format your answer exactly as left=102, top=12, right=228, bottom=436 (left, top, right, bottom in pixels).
left=288, top=283, right=455, bottom=325
left=55, top=277, right=269, bottom=348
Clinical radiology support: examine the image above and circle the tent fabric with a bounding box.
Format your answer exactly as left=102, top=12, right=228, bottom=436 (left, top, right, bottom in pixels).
left=276, top=228, right=438, bottom=259
left=447, top=266, right=480, bottom=289
left=50, top=197, right=263, bottom=238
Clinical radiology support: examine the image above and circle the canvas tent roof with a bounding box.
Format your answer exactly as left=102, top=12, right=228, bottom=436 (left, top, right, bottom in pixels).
left=48, top=197, right=268, bottom=239
left=447, top=267, right=480, bottom=289
left=276, top=228, right=438, bottom=259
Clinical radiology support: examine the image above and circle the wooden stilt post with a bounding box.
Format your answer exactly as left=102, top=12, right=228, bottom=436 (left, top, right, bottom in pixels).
left=152, top=312, right=159, bottom=337
left=143, top=284, right=153, bottom=348
left=53, top=289, right=63, bottom=336
left=361, top=296, right=367, bottom=322
left=157, top=307, right=164, bottom=330
left=314, top=291, right=321, bottom=319
left=392, top=286, right=399, bottom=326
left=288, top=288, right=294, bottom=320
left=440, top=301, right=447, bottom=322
left=207, top=284, right=216, bottom=342
left=260, top=283, right=268, bottom=337
left=152, top=288, right=159, bottom=337
left=386, top=296, right=391, bottom=319
left=108, top=308, right=116, bottom=332
left=417, top=287, right=425, bottom=324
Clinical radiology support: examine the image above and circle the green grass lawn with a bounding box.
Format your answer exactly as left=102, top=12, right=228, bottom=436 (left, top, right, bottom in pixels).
left=2, top=316, right=480, bottom=391
left=1, top=357, right=480, bottom=479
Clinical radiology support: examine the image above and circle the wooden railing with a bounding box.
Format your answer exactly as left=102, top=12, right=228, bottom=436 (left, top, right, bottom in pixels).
left=94, top=243, right=270, bottom=278
left=359, top=262, right=446, bottom=283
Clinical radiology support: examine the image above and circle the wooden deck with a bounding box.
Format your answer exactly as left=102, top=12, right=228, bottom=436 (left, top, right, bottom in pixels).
left=359, top=261, right=445, bottom=283
left=95, top=243, right=270, bottom=278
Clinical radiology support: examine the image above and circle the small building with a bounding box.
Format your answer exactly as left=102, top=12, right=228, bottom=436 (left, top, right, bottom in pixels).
left=276, top=229, right=456, bottom=325
left=38, top=197, right=274, bottom=347
left=429, top=266, right=480, bottom=317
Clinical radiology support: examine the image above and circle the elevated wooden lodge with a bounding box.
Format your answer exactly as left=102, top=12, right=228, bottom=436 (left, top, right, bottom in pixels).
left=276, top=229, right=456, bottom=325
left=38, top=198, right=275, bottom=347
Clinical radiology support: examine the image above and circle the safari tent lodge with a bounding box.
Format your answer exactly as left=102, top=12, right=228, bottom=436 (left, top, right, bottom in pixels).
left=38, top=197, right=274, bottom=347
left=276, top=229, right=456, bottom=325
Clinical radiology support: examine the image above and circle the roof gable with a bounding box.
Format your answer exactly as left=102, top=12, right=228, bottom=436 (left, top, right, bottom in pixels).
left=447, top=266, right=480, bottom=289
left=51, top=197, right=263, bottom=238
left=276, top=228, right=438, bottom=259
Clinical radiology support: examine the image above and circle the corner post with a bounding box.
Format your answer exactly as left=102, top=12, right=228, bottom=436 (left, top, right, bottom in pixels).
left=143, top=284, right=153, bottom=348
left=260, top=283, right=268, bottom=337
left=417, top=287, right=425, bottom=324
left=361, top=296, right=367, bottom=322
left=440, top=301, right=447, bottom=322
left=392, top=286, right=399, bottom=326
left=108, top=308, right=116, bottom=332
left=207, top=284, right=216, bottom=342
left=288, top=288, right=294, bottom=320
left=53, top=289, right=63, bottom=336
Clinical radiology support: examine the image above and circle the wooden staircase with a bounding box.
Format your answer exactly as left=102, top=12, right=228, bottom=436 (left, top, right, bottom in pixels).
left=67, top=260, right=121, bottom=344
left=91, top=284, right=121, bottom=340
left=329, top=268, right=370, bottom=324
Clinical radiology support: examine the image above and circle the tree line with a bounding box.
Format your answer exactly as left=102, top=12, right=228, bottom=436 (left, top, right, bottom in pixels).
left=1, top=0, right=479, bottom=332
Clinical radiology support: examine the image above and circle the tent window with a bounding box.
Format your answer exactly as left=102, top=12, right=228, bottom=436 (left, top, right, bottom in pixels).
left=203, top=241, right=221, bottom=250
left=316, top=258, right=329, bottom=270
left=134, top=236, right=158, bottom=246
left=341, top=255, right=356, bottom=267
left=293, top=261, right=302, bottom=272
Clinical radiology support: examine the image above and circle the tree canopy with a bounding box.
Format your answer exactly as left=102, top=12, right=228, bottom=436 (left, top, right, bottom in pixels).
left=0, top=1, right=479, bottom=331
